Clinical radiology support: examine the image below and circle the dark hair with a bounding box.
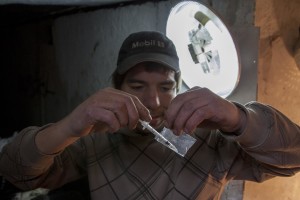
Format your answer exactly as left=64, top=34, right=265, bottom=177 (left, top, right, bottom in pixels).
left=112, top=61, right=182, bottom=92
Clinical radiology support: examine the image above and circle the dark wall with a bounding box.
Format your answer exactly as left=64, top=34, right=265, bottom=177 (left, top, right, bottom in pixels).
left=0, top=21, right=54, bottom=137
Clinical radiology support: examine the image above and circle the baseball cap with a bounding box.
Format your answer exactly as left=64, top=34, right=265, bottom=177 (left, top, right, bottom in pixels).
left=117, top=31, right=180, bottom=74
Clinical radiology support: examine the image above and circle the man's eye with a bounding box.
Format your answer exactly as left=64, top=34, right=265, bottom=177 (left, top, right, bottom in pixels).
left=130, top=85, right=143, bottom=90
left=161, top=87, right=174, bottom=92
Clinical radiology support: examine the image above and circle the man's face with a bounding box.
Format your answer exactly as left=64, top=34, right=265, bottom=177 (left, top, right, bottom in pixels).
left=120, top=63, right=177, bottom=130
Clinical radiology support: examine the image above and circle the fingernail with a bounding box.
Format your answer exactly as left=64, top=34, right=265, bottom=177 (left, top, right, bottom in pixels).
left=172, top=129, right=178, bottom=136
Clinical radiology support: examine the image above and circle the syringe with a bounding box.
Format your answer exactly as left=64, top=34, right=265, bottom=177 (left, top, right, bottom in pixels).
left=139, top=119, right=179, bottom=154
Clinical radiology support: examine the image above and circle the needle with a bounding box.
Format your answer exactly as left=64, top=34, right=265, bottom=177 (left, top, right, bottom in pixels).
left=139, top=119, right=178, bottom=153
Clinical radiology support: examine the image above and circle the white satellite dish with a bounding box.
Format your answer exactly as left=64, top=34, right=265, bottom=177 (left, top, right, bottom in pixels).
left=166, top=1, right=240, bottom=98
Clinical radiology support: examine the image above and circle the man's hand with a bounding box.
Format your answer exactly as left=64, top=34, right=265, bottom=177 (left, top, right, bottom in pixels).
left=63, top=87, right=152, bottom=138
left=36, top=87, right=152, bottom=154
left=165, top=87, right=246, bottom=135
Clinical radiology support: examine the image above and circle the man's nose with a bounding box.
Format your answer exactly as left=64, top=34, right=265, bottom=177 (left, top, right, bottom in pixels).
left=144, top=89, right=161, bottom=109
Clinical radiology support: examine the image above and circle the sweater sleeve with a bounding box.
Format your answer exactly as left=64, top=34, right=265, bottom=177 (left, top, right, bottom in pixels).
left=232, top=102, right=300, bottom=167
left=0, top=125, right=86, bottom=190
left=220, top=102, right=300, bottom=182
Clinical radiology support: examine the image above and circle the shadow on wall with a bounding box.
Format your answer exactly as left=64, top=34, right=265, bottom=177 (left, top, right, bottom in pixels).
left=272, top=0, right=300, bottom=65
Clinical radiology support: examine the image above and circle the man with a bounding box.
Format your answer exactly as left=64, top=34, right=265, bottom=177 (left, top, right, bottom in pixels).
left=1, top=31, right=300, bottom=200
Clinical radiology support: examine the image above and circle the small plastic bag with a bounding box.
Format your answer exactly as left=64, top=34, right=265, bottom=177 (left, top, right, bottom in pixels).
left=139, top=120, right=196, bottom=157
left=158, top=128, right=197, bottom=157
